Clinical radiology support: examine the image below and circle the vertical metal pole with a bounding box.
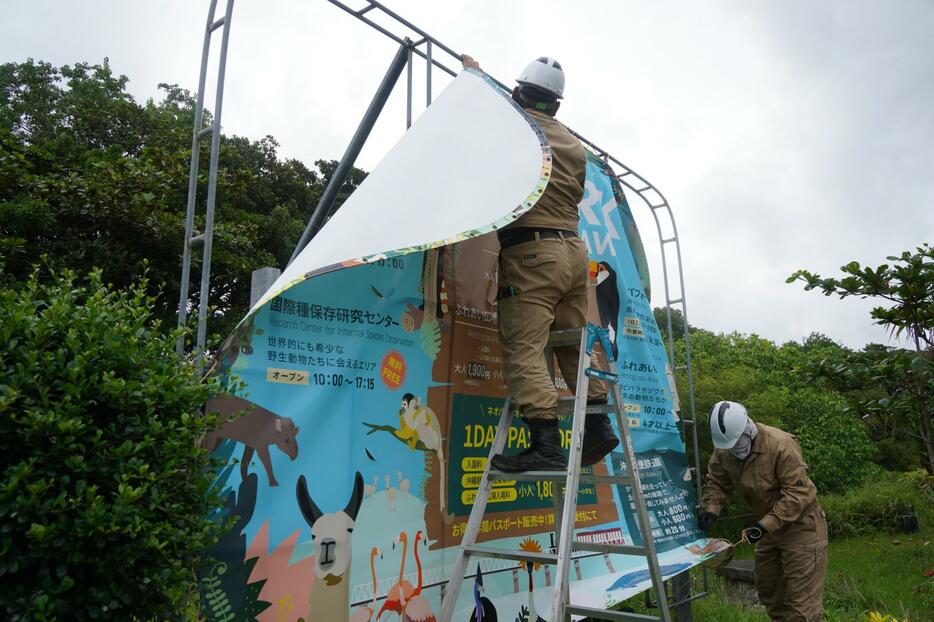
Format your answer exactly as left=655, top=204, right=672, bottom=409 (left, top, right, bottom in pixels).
left=426, top=40, right=432, bottom=105
left=195, top=0, right=235, bottom=369
left=288, top=42, right=410, bottom=264
left=406, top=45, right=413, bottom=128
left=176, top=0, right=220, bottom=356
left=672, top=570, right=693, bottom=621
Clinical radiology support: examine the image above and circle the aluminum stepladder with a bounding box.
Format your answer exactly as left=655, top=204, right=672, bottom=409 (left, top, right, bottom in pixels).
left=439, top=324, right=672, bottom=622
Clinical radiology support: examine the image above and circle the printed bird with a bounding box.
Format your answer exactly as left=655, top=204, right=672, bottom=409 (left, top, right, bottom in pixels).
left=468, top=563, right=497, bottom=622
left=376, top=532, right=414, bottom=620
left=350, top=547, right=382, bottom=622
left=401, top=531, right=436, bottom=621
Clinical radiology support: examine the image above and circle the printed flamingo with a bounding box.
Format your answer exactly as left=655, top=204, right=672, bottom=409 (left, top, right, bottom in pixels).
left=401, top=530, right=436, bottom=621
left=350, top=547, right=382, bottom=622
left=376, top=531, right=414, bottom=620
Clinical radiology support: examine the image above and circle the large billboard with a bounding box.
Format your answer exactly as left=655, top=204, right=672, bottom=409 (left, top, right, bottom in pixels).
left=202, top=70, right=710, bottom=622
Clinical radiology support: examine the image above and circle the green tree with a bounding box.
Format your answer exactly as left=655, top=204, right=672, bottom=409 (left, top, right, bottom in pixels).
left=0, top=58, right=366, bottom=343
left=788, top=244, right=934, bottom=471
left=0, top=268, right=225, bottom=619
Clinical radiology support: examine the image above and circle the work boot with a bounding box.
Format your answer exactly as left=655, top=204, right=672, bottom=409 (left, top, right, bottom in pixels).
left=581, top=400, right=620, bottom=466
left=491, top=418, right=566, bottom=472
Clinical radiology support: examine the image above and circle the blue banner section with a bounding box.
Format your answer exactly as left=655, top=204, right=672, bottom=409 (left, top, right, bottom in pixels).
left=202, top=152, right=706, bottom=621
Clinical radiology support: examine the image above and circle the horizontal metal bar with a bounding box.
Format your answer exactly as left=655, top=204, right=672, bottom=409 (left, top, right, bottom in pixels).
left=463, top=545, right=557, bottom=565
left=189, top=233, right=205, bottom=246
left=633, top=185, right=652, bottom=192
left=675, top=364, right=688, bottom=371
left=209, top=17, right=226, bottom=31
left=573, top=541, right=646, bottom=556
left=556, top=397, right=615, bottom=415
left=670, top=591, right=708, bottom=609
left=681, top=419, right=695, bottom=425
left=197, top=125, right=214, bottom=138
left=668, top=297, right=683, bottom=305
left=333, top=0, right=459, bottom=80
left=356, top=3, right=376, bottom=15
left=650, top=203, right=667, bottom=210
left=368, top=0, right=460, bottom=59
left=547, top=328, right=583, bottom=347
left=566, top=605, right=662, bottom=621
left=661, top=237, right=677, bottom=244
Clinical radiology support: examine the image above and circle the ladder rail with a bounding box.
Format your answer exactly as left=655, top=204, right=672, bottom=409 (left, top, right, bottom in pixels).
left=608, top=365, right=672, bottom=621
left=549, top=328, right=592, bottom=621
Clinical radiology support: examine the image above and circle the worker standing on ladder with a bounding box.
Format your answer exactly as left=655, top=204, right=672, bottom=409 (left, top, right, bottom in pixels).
left=698, top=401, right=829, bottom=621
left=461, top=54, right=620, bottom=472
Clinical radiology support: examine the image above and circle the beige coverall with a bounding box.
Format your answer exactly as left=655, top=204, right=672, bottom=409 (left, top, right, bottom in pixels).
left=497, top=108, right=606, bottom=421
left=702, top=422, right=829, bottom=621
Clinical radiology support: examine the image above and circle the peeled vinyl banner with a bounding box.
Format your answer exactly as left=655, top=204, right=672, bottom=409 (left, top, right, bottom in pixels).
left=203, top=70, right=713, bottom=622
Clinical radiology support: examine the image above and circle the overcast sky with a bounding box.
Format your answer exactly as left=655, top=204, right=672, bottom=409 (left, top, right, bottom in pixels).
left=3, top=0, right=932, bottom=349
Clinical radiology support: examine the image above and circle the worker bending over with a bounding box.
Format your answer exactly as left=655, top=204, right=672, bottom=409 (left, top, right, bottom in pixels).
left=461, top=54, right=620, bottom=472
left=699, top=401, right=828, bottom=621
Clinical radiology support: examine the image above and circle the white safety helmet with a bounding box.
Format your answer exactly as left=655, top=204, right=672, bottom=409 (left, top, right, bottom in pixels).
left=709, top=401, right=749, bottom=449
left=516, top=56, right=565, bottom=99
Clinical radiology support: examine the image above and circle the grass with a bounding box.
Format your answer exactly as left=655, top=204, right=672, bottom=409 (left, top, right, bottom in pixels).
left=601, top=525, right=934, bottom=621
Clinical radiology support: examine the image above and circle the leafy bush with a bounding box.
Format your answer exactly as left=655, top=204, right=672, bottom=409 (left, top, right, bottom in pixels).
left=782, top=388, right=877, bottom=494
left=820, top=471, right=930, bottom=539
left=0, top=269, right=223, bottom=620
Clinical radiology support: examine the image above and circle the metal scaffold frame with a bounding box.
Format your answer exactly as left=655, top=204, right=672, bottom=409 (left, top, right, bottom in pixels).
left=177, top=0, right=706, bottom=614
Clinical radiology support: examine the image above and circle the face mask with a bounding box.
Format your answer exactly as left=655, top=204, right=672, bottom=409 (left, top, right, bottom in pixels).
left=730, top=434, right=752, bottom=460
left=729, top=419, right=758, bottom=460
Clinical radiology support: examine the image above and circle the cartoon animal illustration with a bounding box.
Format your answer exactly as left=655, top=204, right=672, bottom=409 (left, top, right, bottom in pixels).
left=350, top=547, right=382, bottom=622
left=295, top=471, right=365, bottom=621
left=517, top=538, right=546, bottom=622
left=365, top=476, right=379, bottom=499
left=605, top=563, right=691, bottom=591
left=204, top=394, right=299, bottom=487
left=385, top=474, right=397, bottom=512
left=398, top=393, right=447, bottom=515
left=468, top=563, right=497, bottom=622
left=397, top=470, right=410, bottom=495
left=377, top=531, right=415, bottom=620
left=401, top=530, right=436, bottom=621
left=595, top=262, right=620, bottom=360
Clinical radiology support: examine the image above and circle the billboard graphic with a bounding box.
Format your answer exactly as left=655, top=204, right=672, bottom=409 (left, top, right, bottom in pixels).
left=202, top=71, right=710, bottom=622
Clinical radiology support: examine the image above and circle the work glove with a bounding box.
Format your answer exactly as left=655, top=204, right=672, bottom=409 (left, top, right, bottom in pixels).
left=697, top=511, right=718, bottom=532
left=741, top=523, right=767, bottom=544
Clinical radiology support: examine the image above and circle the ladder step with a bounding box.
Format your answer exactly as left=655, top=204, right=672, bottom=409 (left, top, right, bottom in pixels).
left=586, top=367, right=618, bottom=382
left=487, top=470, right=634, bottom=487
left=556, top=397, right=615, bottom=415
left=661, top=237, right=676, bottom=244
left=675, top=364, right=688, bottom=371
left=668, top=297, right=683, bottom=305
left=573, top=541, right=647, bottom=556
left=189, top=233, right=205, bottom=246
left=197, top=125, right=214, bottom=138
left=634, top=185, right=652, bottom=193
left=566, top=605, right=662, bottom=621
left=547, top=328, right=583, bottom=347
left=649, top=203, right=666, bottom=210
left=209, top=17, right=226, bottom=31
left=463, top=545, right=557, bottom=565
